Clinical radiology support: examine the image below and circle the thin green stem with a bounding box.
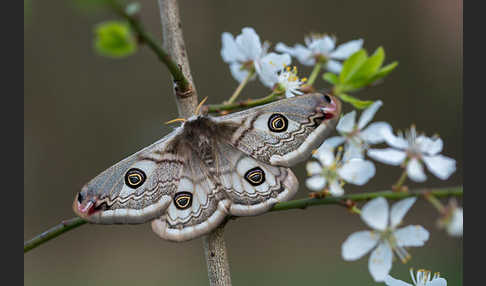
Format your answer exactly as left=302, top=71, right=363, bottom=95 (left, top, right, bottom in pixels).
left=205, top=90, right=284, bottom=113
left=24, top=217, right=87, bottom=253
left=393, top=167, right=409, bottom=191
left=24, top=186, right=461, bottom=253
left=270, top=186, right=462, bottom=212
left=424, top=193, right=446, bottom=214
left=108, top=0, right=190, bottom=92
left=349, top=205, right=362, bottom=215
left=227, top=69, right=255, bottom=104
left=307, top=62, right=323, bottom=86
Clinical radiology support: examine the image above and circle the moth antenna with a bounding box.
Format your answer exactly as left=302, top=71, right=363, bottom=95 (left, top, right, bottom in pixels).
left=195, top=96, right=208, bottom=115
left=165, top=118, right=187, bottom=125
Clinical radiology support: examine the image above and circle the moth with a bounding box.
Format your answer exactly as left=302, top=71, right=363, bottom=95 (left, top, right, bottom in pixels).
left=73, top=93, right=341, bottom=242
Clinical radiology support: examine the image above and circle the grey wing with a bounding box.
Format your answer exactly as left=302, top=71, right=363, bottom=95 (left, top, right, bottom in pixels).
left=212, top=93, right=341, bottom=167
left=151, top=151, right=231, bottom=242
left=215, top=140, right=299, bottom=216
left=150, top=141, right=299, bottom=242
left=73, top=129, right=185, bottom=224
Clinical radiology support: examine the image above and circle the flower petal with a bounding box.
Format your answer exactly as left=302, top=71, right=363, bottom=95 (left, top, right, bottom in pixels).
left=447, top=207, right=463, bottom=237
left=313, top=147, right=335, bottom=167
left=329, top=180, right=344, bottom=196
left=321, top=136, right=346, bottom=150
left=361, top=197, right=389, bottom=231
left=326, top=60, right=343, bottom=73
left=294, top=45, right=315, bottom=65
left=275, top=42, right=296, bottom=56
left=341, top=230, right=380, bottom=261
left=384, top=275, right=413, bottom=286
left=235, top=27, right=263, bottom=60
left=406, top=158, right=427, bottom=182
left=276, top=43, right=315, bottom=65
left=367, top=148, right=407, bottom=166
left=306, top=161, right=323, bottom=175
left=229, top=63, right=252, bottom=83
left=221, top=32, right=246, bottom=63
left=357, top=100, right=383, bottom=130
left=382, top=127, right=409, bottom=149
left=256, top=52, right=291, bottom=87
left=338, top=159, right=375, bottom=185
left=360, top=122, right=392, bottom=144
left=309, top=35, right=335, bottom=54
left=394, top=225, right=429, bottom=247
left=329, top=39, right=364, bottom=60
left=336, top=110, right=357, bottom=133
left=342, top=142, right=365, bottom=162
left=390, top=197, right=416, bottom=228
left=422, top=155, right=456, bottom=180
left=305, top=176, right=327, bottom=191
left=417, top=136, right=443, bottom=156
left=368, top=241, right=393, bottom=282
left=429, top=278, right=448, bottom=286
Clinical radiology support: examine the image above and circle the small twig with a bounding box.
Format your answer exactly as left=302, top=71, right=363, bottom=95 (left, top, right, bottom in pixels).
left=204, top=91, right=284, bottom=114
left=270, top=186, right=463, bottom=212
left=108, top=0, right=190, bottom=93
left=24, top=218, right=86, bottom=253
left=203, top=220, right=232, bottom=286
left=157, top=0, right=229, bottom=285
left=24, top=186, right=462, bottom=253
left=158, top=0, right=198, bottom=118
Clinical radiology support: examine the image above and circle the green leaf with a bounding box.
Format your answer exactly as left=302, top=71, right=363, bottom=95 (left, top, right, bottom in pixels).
left=339, top=49, right=368, bottom=83
left=338, top=93, right=375, bottom=109
left=323, top=72, right=339, bottom=85
left=94, top=21, right=137, bottom=58
left=370, top=61, right=399, bottom=82
left=349, top=46, right=385, bottom=83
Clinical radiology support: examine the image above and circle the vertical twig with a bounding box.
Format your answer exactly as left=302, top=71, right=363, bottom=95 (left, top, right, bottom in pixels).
left=157, top=0, right=232, bottom=285
left=203, top=221, right=232, bottom=286
left=158, top=0, right=198, bottom=119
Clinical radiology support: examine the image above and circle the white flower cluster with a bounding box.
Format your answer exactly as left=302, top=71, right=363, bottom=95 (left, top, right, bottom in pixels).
left=276, top=33, right=363, bottom=73
left=220, top=27, right=460, bottom=285
left=221, top=27, right=362, bottom=97
left=306, top=101, right=457, bottom=198
left=305, top=101, right=460, bottom=281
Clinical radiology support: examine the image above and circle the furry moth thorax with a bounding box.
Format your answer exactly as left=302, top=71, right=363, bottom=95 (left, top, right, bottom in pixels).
left=73, top=93, right=340, bottom=242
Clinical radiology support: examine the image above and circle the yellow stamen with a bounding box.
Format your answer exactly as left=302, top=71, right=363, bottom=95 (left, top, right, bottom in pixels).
left=195, top=96, right=208, bottom=115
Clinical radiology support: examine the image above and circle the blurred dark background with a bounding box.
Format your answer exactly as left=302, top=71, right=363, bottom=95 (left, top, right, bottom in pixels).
left=24, top=0, right=462, bottom=285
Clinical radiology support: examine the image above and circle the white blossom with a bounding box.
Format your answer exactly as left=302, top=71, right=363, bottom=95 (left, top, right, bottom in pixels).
left=305, top=147, right=375, bottom=196
left=221, top=27, right=295, bottom=91
left=255, top=53, right=291, bottom=88
left=221, top=27, right=269, bottom=82
left=322, top=100, right=391, bottom=161
left=276, top=66, right=306, bottom=98
left=276, top=34, right=363, bottom=73
left=367, top=125, right=456, bottom=182
left=341, top=197, right=429, bottom=282
left=438, top=202, right=463, bottom=237
left=385, top=269, right=447, bottom=286
left=446, top=207, right=463, bottom=237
